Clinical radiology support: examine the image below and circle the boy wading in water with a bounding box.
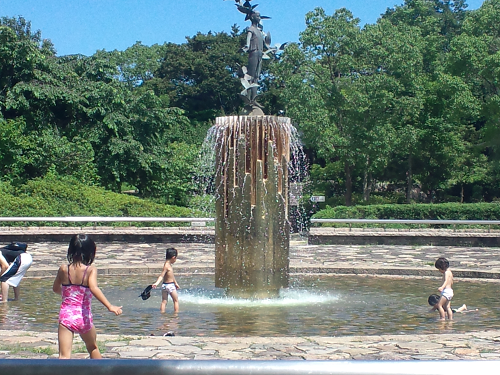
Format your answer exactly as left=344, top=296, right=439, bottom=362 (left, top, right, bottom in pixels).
left=152, top=248, right=180, bottom=313
left=435, top=257, right=454, bottom=320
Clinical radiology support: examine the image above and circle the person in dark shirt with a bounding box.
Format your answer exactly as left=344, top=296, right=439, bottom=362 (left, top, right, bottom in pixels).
left=0, top=242, right=32, bottom=302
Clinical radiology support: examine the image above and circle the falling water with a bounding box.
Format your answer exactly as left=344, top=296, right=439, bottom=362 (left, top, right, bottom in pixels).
left=193, top=116, right=309, bottom=298
left=193, top=119, right=309, bottom=231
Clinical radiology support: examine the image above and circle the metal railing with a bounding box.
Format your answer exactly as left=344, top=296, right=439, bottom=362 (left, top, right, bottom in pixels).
left=0, top=217, right=215, bottom=228
left=2, top=216, right=500, bottom=230
left=0, top=359, right=491, bottom=375
left=310, top=218, right=500, bottom=232
left=311, top=218, right=500, bottom=225
left=0, top=217, right=214, bottom=223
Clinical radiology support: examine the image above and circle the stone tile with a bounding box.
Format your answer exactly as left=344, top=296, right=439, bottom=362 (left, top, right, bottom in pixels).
left=127, top=338, right=172, bottom=347
left=454, top=348, right=480, bottom=356
left=396, top=342, right=444, bottom=350
left=480, top=352, right=500, bottom=358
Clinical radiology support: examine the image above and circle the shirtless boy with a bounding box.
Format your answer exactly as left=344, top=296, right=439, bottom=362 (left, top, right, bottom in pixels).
left=434, top=257, right=454, bottom=320
left=152, top=248, right=180, bottom=313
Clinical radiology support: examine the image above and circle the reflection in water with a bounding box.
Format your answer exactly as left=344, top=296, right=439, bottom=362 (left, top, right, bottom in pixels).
left=0, top=274, right=498, bottom=337
left=160, top=313, right=179, bottom=334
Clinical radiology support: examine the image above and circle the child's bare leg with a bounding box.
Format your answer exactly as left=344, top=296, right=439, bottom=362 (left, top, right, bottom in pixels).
left=80, top=326, right=101, bottom=359
left=13, top=286, right=20, bottom=301
left=444, top=300, right=453, bottom=320
left=0, top=253, right=8, bottom=274
left=0, top=282, right=9, bottom=303
left=170, top=290, right=179, bottom=313
left=160, top=290, right=169, bottom=313
left=437, top=296, right=447, bottom=320
left=58, top=324, right=74, bottom=359
left=456, top=304, right=467, bottom=313
left=0, top=254, right=7, bottom=303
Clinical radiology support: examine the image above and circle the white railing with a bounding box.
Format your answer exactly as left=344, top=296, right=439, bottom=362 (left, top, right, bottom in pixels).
left=0, top=217, right=214, bottom=223
left=311, top=218, right=500, bottom=225
left=310, top=218, right=500, bottom=232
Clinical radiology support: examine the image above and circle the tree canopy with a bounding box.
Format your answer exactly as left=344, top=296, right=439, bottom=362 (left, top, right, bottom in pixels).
left=2, top=1, right=500, bottom=209
left=273, top=0, right=500, bottom=205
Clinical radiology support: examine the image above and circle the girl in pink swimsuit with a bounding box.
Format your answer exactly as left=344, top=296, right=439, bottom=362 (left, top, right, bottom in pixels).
left=53, top=234, right=122, bottom=359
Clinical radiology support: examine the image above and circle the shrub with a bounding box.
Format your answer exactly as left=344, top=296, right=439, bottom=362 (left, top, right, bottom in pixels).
left=0, top=175, right=202, bottom=227
left=312, top=202, right=500, bottom=228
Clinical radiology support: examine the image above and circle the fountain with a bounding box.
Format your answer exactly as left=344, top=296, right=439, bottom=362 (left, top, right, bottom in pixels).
left=213, top=116, right=291, bottom=298
left=212, top=1, right=293, bottom=298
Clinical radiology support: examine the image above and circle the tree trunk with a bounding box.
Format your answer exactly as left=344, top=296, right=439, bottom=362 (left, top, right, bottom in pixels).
left=406, top=154, right=413, bottom=203
left=461, top=184, right=464, bottom=203
left=363, top=156, right=371, bottom=202
left=345, top=161, right=352, bottom=206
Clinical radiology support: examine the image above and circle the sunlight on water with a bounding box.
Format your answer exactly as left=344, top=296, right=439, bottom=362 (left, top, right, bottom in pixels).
left=181, top=288, right=339, bottom=307
left=2, top=274, right=499, bottom=337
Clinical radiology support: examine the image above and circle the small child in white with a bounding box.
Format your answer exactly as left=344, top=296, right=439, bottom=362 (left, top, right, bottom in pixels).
left=434, top=257, right=454, bottom=320
left=428, top=294, right=469, bottom=316
left=152, top=248, right=180, bottom=313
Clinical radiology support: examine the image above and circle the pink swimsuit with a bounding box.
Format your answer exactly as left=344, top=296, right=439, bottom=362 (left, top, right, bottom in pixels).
left=58, top=265, right=93, bottom=334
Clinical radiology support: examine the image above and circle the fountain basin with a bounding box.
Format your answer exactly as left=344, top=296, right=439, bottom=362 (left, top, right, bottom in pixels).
left=1, top=274, right=498, bottom=337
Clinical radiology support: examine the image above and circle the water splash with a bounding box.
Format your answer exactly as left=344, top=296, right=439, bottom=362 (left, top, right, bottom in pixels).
left=180, top=287, right=339, bottom=307
left=192, top=120, right=309, bottom=232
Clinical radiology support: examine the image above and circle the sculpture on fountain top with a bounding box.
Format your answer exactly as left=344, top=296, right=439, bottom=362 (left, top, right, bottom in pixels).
left=229, top=0, right=285, bottom=115
left=215, top=1, right=292, bottom=299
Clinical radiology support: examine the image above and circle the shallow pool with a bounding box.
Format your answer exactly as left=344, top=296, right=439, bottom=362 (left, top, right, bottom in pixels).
left=1, top=275, right=498, bottom=337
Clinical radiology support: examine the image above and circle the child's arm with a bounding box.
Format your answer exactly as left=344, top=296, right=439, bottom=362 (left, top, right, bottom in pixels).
left=152, top=262, right=169, bottom=288
left=52, top=266, right=63, bottom=294
left=173, top=274, right=180, bottom=289
left=88, top=267, right=122, bottom=316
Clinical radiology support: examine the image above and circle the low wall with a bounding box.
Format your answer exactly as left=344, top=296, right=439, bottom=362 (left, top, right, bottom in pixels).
left=308, top=228, right=500, bottom=247
left=2, top=226, right=500, bottom=247
left=0, top=227, right=215, bottom=244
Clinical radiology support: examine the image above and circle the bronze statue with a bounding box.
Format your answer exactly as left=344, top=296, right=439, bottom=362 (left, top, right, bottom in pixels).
left=242, top=11, right=264, bottom=108
left=227, top=0, right=274, bottom=114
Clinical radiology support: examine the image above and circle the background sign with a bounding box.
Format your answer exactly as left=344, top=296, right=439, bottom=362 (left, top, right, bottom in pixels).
left=310, top=196, right=325, bottom=202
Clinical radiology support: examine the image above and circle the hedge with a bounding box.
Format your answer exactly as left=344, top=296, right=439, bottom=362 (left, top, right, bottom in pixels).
left=0, top=175, right=201, bottom=227
left=312, top=203, right=500, bottom=224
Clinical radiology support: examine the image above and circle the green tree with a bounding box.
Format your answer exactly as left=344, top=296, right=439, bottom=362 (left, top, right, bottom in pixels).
left=107, top=42, right=167, bottom=89
left=275, top=8, right=399, bottom=205
left=0, top=18, right=196, bottom=203
left=381, top=1, right=479, bottom=202
left=155, top=28, right=247, bottom=122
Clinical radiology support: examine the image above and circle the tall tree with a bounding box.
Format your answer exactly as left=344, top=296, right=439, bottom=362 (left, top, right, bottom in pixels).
left=155, top=28, right=247, bottom=122
left=275, top=8, right=399, bottom=205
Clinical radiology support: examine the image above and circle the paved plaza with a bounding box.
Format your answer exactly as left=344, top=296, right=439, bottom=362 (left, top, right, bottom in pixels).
left=1, top=228, right=500, bottom=360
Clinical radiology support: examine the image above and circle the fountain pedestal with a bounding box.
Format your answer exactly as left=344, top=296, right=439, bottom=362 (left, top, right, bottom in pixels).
left=214, top=115, right=291, bottom=298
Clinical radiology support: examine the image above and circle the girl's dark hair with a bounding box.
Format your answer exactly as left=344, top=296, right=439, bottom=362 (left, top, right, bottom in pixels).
left=166, top=248, right=178, bottom=260
left=435, top=257, right=450, bottom=271
left=67, top=234, right=96, bottom=266
left=428, top=294, right=441, bottom=306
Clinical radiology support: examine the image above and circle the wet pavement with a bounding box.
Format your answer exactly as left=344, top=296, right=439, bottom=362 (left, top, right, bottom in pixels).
left=1, top=227, right=500, bottom=359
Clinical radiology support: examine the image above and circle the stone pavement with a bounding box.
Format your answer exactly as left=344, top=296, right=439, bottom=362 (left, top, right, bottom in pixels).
left=1, top=329, right=500, bottom=360
left=2, top=227, right=500, bottom=360
left=18, top=231, right=500, bottom=279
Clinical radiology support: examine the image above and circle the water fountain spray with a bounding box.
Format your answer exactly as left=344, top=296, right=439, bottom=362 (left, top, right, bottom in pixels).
left=212, top=1, right=294, bottom=298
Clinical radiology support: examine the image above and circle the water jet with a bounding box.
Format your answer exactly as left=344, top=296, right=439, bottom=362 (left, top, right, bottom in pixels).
left=213, top=115, right=292, bottom=298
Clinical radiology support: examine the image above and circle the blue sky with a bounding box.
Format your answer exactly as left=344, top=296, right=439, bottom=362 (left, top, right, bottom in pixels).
left=0, top=0, right=486, bottom=56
